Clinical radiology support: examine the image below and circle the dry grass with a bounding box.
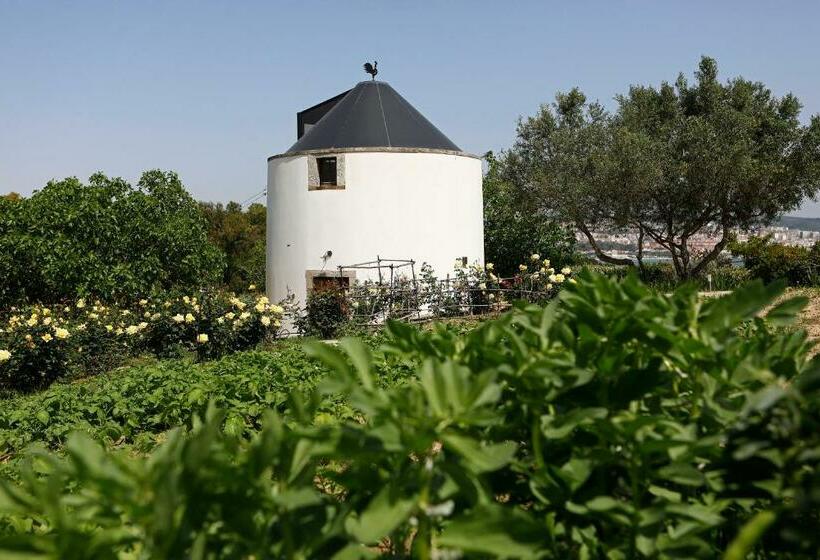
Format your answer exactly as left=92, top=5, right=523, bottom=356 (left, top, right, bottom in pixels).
left=787, top=287, right=820, bottom=354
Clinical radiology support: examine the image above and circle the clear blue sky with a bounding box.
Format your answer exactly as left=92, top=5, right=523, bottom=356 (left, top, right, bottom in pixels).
left=2, top=1, right=819, bottom=214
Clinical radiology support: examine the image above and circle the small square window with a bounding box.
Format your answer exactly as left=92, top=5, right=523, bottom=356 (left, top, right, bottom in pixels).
left=317, top=157, right=337, bottom=186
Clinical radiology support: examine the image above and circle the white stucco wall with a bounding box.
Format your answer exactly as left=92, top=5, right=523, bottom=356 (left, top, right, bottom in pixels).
left=266, top=150, right=484, bottom=307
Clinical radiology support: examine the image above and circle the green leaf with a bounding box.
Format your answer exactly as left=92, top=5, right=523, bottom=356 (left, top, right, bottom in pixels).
left=438, top=504, right=544, bottom=558
left=765, top=295, right=808, bottom=326
left=441, top=434, right=517, bottom=473
left=345, top=485, right=418, bottom=544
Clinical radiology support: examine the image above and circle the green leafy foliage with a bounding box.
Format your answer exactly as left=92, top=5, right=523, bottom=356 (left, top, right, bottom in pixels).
left=0, top=272, right=818, bottom=558
left=0, top=171, right=224, bottom=307
left=731, top=235, right=820, bottom=286
left=483, top=151, right=577, bottom=277
left=199, top=201, right=267, bottom=292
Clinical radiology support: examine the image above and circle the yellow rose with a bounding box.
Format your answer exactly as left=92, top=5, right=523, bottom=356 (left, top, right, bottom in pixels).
left=54, top=327, right=70, bottom=340
left=172, top=314, right=184, bottom=323
left=125, top=325, right=139, bottom=335
left=486, top=263, right=494, bottom=271
left=530, top=253, right=540, bottom=261
left=0, top=349, right=10, bottom=362
left=561, top=267, right=572, bottom=275
left=519, top=264, right=528, bottom=272
left=41, top=333, right=53, bottom=342
left=139, top=299, right=148, bottom=306
left=185, top=313, right=195, bottom=323
left=248, top=284, right=257, bottom=291
left=270, top=304, right=284, bottom=315
left=255, top=302, right=267, bottom=313
left=260, top=316, right=271, bottom=326
left=196, top=333, right=209, bottom=344
left=76, top=299, right=86, bottom=309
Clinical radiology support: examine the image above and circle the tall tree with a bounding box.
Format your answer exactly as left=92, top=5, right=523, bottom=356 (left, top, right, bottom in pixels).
left=505, top=57, right=820, bottom=278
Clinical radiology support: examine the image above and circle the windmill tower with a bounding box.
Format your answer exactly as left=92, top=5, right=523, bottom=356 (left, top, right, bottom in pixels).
left=266, top=70, right=484, bottom=307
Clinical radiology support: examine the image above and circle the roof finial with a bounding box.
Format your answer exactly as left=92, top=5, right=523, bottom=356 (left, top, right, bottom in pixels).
left=363, top=60, right=378, bottom=81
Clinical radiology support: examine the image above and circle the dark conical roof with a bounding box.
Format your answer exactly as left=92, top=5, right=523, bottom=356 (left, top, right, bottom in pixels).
left=287, top=81, right=461, bottom=153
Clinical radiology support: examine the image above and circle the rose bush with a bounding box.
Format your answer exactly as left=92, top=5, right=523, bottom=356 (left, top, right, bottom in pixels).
left=0, top=289, right=286, bottom=392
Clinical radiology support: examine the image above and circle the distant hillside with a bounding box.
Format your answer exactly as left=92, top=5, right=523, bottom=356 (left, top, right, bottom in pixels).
left=779, top=216, right=820, bottom=232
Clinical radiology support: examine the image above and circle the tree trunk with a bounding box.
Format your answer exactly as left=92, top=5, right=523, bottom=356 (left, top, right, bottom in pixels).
left=691, top=228, right=731, bottom=277
left=576, top=222, right=634, bottom=266
left=636, top=226, right=646, bottom=277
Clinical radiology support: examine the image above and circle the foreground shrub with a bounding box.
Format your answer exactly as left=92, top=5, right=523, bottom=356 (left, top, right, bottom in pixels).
left=0, top=170, right=225, bottom=307
left=0, top=290, right=284, bottom=392
left=0, top=272, right=818, bottom=558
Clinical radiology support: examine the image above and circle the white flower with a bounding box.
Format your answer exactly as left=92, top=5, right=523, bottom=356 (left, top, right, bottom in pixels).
left=561, top=267, right=572, bottom=275
left=125, top=325, right=139, bottom=335
left=224, top=312, right=235, bottom=320
left=139, top=299, right=148, bottom=306
left=54, top=327, right=70, bottom=340
left=260, top=316, right=271, bottom=326
left=554, top=273, right=565, bottom=283
left=351, top=301, right=360, bottom=308
left=138, top=322, right=148, bottom=330
left=196, top=333, right=209, bottom=343
left=240, top=311, right=251, bottom=320
left=255, top=302, right=267, bottom=313
left=106, top=325, right=114, bottom=332
left=217, top=317, right=224, bottom=324
left=0, top=350, right=10, bottom=362
left=486, top=263, right=494, bottom=271
left=478, top=282, right=487, bottom=290
left=257, top=296, right=270, bottom=305
left=270, top=304, right=284, bottom=315
left=41, top=333, right=53, bottom=342
left=76, top=299, right=86, bottom=309
left=248, top=284, right=257, bottom=291
left=172, top=314, right=184, bottom=323
left=543, top=259, right=551, bottom=268
left=519, top=264, right=528, bottom=272
left=43, top=317, right=52, bottom=326
left=530, top=253, right=540, bottom=261
left=185, top=313, right=195, bottom=323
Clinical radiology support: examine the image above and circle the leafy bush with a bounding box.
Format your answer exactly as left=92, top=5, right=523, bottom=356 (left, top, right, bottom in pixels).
left=200, top=201, right=267, bottom=292
left=0, top=272, right=818, bottom=558
left=731, top=235, right=820, bottom=286
left=585, top=261, right=751, bottom=291
left=296, top=289, right=348, bottom=339
left=0, top=171, right=225, bottom=307
left=0, top=291, right=284, bottom=392
left=483, top=152, right=577, bottom=277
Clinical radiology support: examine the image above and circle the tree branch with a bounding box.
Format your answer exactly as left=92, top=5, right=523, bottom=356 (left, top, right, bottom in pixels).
left=576, top=221, right=634, bottom=266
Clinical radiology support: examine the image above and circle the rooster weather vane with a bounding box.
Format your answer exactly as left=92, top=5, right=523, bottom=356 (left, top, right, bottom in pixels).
left=363, top=61, right=378, bottom=80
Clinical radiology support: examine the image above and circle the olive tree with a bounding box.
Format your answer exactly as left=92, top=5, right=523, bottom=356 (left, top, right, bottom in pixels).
left=506, top=57, right=820, bottom=279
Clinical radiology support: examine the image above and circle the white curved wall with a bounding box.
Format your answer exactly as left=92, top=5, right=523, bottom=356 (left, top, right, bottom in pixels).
left=266, top=151, right=484, bottom=307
